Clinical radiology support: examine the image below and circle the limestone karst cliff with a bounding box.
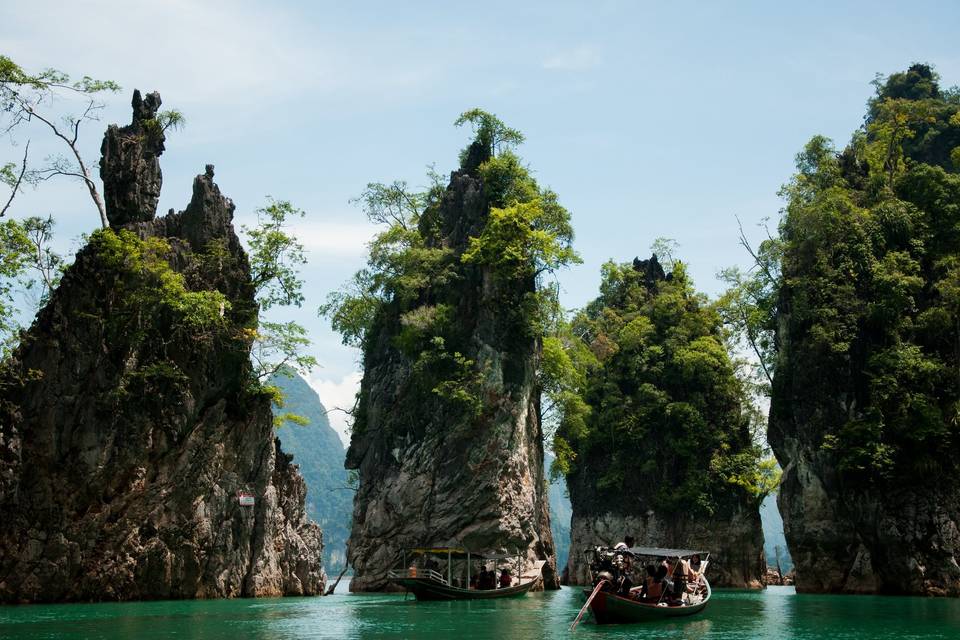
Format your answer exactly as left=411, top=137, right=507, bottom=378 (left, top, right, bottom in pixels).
left=769, top=64, right=960, bottom=596
left=557, top=256, right=766, bottom=588
left=0, top=91, right=324, bottom=602
left=340, top=125, right=565, bottom=592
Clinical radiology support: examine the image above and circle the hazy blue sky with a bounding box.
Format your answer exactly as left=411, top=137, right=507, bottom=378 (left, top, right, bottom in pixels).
left=4, top=0, right=958, bottom=442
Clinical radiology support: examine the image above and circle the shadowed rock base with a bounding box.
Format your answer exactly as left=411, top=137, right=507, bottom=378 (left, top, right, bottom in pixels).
left=565, top=510, right=765, bottom=588
left=773, top=452, right=960, bottom=596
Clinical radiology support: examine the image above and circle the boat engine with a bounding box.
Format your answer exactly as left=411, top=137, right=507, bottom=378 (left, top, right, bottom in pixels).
left=588, top=546, right=633, bottom=594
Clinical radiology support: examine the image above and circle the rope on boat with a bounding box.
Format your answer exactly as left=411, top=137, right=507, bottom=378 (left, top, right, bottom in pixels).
left=570, top=579, right=607, bottom=631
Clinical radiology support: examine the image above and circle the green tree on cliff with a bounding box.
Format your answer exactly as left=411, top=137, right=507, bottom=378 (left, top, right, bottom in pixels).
left=553, top=253, right=774, bottom=515
left=321, top=109, right=579, bottom=429
left=731, top=63, right=960, bottom=485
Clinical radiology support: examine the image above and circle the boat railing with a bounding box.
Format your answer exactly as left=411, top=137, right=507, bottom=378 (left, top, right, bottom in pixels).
left=388, top=568, right=448, bottom=584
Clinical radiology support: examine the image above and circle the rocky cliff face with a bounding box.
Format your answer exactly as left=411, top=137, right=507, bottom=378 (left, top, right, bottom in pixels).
left=770, top=332, right=960, bottom=596
left=0, top=91, right=324, bottom=603
left=345, top=143, right=559, bottom=592
left=100, top=90, right=166, bottom=227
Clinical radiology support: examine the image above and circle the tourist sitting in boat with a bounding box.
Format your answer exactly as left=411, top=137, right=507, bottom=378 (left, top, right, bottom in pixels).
left=689, top=554, right=702, bottom=576
left=469, top=573, right=479, bottom=590
left=635, top=564, right=662, bottom=602
left=613, top=535, right=635, bottom=552
left=667, top=559, right=688, bottom=605
left=655, top=563, right=672, bottom=600
left=499, top=569, right=512, bottom=588
left=686, top=554, right=704, bottom=593
left=478, top=566, right=497, bottom=590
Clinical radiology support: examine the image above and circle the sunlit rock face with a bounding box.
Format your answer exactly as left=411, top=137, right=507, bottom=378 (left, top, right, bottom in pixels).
left=0, top=92, right=324, bottom=603
left=345, top=143, right=559, bottom=592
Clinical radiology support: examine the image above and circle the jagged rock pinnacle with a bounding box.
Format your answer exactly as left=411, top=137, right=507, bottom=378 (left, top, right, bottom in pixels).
left=100, top=89, right=165, bottom=227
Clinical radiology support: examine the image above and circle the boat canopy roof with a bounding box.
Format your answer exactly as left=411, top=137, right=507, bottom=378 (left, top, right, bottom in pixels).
left=406, top=547, right=520, bottom=560
left=627, top=546, right=707, bottom=558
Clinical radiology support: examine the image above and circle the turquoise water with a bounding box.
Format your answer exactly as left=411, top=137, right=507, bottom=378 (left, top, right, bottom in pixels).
left=2, top=585, right=959, bottom=639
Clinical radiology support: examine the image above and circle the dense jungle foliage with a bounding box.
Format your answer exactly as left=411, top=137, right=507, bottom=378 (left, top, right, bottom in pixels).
left=552, top=255, right=775, bottom=515
left=739, top=64, right=960, bottom=486
left=322, top=110, right=579, bottom=433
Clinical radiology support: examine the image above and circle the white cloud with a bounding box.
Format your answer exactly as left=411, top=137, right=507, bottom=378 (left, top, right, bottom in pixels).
left=542, top=45, right=602, bottom=72
left=293, top=219, right=377, bottom=257
left=306, top=370, right=362, bottom=448
left=2, top=1, right=327, bottom=106
left=1, top=1, right=444, bottom=113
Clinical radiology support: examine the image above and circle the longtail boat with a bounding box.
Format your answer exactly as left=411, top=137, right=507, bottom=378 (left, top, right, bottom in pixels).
left=388, top=547, right=544, bottom=600
left=572, top=546, right=712, bottom=627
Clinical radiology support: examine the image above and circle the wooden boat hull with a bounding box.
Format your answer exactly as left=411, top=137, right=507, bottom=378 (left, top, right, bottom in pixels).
left=583, top=585, right=710, bottom=624
left=393, top=577, right=536, bottom=600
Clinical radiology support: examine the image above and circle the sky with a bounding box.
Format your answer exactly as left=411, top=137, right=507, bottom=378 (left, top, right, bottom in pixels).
left=3, top=0, right=959, bottom=445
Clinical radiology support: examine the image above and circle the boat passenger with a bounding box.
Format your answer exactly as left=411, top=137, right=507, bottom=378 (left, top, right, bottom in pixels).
left=669, top=558, right=688, bottom=604
left=613, top=535, right=635, bottom=552
left=655, top=563, right=672, bottom=598
left=689, top=554, right=702, bottom=576
left=613, top=535, right=635, bottom=580
left=636, top=564, right=660, bottom=601
left=478, top=567, right=496, bottom=590
left=499, top=569, right=512, bottom=588
left=615, top=571, right=633, bottom=595
left=469, top=573, right=479, bottom=590
left=686, top=554, right=703, bottom=592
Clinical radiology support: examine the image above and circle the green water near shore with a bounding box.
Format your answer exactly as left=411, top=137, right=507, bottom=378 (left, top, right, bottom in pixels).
left=2, top=585, right=959, bottom=639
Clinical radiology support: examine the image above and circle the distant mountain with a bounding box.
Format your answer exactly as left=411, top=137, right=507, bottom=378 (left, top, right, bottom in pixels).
left=761, top=492, right=793, bottom=573
left=271, top=372, right=352, bottom=572
left=545, top=452, right=572, bottom=572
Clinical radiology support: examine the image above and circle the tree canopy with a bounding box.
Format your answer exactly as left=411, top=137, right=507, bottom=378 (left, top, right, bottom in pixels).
left=732, top=63, right=960, bottom=485
left=322, top=109, right=579, bottom=432
left=554, top=254, right=775, bottom=515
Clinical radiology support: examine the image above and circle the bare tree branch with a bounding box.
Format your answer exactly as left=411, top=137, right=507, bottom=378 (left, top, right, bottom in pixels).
left=12, top=94, right=108, bottom=228
left=34, top=168, right=87, bottom=182
left=1, top=140, right=29, bottom=217
left=736, top=215, right=776, bottom=283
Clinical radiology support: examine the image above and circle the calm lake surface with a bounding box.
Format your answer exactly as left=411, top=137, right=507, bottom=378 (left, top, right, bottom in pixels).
left=2, top=584, right=959, bottom=639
